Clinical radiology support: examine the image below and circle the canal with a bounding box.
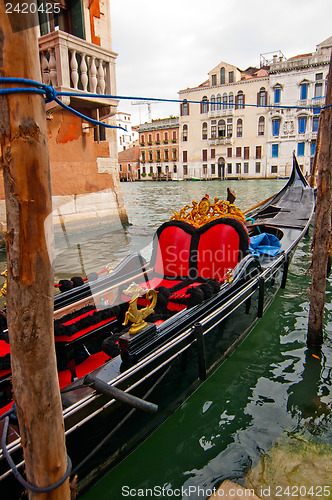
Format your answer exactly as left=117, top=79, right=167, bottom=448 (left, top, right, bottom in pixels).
left=1, top=179, right=331, bottom=499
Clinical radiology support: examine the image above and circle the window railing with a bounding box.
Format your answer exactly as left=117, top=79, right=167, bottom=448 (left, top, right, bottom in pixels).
left=208, top=109, right=234, bottom=118
left=39, top=30, right=118, bottom=108
left=208, top=137, right=234, bottom=146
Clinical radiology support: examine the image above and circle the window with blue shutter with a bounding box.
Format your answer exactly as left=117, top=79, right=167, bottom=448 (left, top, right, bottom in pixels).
left=312, top=116, right=319, bottom=132
left=298, top=116, right=307, bottom=134
left=274, top=87, right=281, bottom=104
left=300, top=84, right=308, bottom=100
left=297, top=142, right=305, bottom=156
left=272, top=119, right=281, bottom=136
left=272, top=144, right=279, bottom=157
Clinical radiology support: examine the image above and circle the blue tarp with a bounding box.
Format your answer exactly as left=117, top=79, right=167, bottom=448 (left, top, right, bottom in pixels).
left=249, top=232, right=282, bottom=257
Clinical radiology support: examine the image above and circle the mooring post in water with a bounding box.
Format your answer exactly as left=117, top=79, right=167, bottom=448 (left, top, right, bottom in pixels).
left=0, top=6, right=70, bottom=498
left=307, top=51, right=332, bottom=347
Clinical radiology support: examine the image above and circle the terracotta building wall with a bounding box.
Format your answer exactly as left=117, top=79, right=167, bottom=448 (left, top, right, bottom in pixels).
left=47, top=110, right=115, bottom=196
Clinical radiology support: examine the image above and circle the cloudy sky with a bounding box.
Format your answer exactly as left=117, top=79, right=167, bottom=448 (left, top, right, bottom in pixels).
left=110, top=0, right=332, bottom=125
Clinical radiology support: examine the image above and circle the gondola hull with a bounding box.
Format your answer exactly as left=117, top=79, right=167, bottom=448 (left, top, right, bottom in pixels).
left=0, top=156, right=315, bottom=498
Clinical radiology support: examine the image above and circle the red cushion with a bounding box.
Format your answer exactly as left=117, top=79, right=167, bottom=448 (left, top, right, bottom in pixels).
left=57, top=351, right=111, bottom=389
left=197, top=224, right=240, bottom=279
left=154, top=226, right=191, bottom=277
left=54, top=316, right=116, bottom=343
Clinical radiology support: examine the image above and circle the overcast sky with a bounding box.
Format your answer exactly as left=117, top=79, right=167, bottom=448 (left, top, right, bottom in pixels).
left=110, top=0, right=332, bottom=125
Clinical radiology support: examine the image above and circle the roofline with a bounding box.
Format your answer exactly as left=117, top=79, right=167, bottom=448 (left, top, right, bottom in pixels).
left=178, top=75, right=269, bottom=94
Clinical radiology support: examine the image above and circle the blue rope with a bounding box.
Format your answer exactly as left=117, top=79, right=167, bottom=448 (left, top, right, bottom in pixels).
left=0, top=78, right=127, bottom=131
left=0, top=77, right=330, bottom=119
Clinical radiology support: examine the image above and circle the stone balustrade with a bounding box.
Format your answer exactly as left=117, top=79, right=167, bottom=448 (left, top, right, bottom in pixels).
left=39, top=30, right=118, bottom=110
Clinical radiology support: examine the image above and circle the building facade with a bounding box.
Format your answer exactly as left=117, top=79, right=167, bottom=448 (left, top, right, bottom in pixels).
left=178, top=37, right=331, bottom=180
left=118, top=146, right=140, bottom=181
left=266, top=37, right=332, bottom=177
left=116, top=111, right=139, bottom=152
left=178, top=63, right=270, bottom=180
left=0, top=0, right=128, bottom=229
left=138, top=118, right=179, bottom=180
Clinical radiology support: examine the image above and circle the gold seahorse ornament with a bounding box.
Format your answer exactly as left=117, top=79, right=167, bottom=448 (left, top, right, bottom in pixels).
left=123, top=282, right=157, bottom=335
left=0, top=270, right=7, bottom=305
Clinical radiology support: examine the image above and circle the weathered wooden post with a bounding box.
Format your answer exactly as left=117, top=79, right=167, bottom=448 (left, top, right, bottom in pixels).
left=307, top=51, right=332, bottom=346
left=0, top=5, right=70, bottom=499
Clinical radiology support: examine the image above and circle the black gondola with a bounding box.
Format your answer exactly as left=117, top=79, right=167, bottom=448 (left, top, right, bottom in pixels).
left=0, top=155, right=315, bottom=498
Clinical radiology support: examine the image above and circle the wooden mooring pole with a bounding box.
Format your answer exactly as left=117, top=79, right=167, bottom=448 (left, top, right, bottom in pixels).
left=307, top=50, right=332, bottom=346
left=0, top=5, right=70, bottom=499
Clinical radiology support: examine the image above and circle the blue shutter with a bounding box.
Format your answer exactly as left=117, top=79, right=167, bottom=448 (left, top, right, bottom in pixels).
left=298, top=117, right=307, bottom=134
left=300, top=84, right=308, bottom=100
left=297, top=142, right=305, bottom=156
left=272, top=119, right=280, bottom=136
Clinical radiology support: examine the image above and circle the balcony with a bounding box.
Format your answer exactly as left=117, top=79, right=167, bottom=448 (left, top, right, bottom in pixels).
left=208, top=108, right=234, bottom=118
left=208, top=137, right=234, bottom=146
left=311, top=97, right=325, bottom=107
left=39, top=30, right=118, bottom=113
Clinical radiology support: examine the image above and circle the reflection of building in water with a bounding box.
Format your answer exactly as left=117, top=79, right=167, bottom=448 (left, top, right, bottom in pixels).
left=0, top=0, right=128, bottom=231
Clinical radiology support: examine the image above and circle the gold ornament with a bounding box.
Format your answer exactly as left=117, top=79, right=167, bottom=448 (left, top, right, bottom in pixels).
left=0, top=270, right=7, bottom=304
left=171, top=194, right=246, bottom=227
left=123, top=282, right=157, bottom=335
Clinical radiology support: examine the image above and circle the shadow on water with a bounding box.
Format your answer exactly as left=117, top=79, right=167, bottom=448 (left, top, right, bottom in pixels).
left=81, top=228, right=332, bottom=500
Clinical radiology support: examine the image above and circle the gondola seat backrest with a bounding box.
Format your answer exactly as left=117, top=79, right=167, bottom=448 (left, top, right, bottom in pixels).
left=151, top=218, right=249, bottom=281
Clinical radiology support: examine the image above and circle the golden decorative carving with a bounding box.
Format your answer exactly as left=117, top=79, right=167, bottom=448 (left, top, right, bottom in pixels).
left=123, top=282, right=157, bottom=335
left=0, top=270, right=7, bottom=303
left=224, top=268, right=234, bottom=283
left=171, top=194, right=246, bottom=227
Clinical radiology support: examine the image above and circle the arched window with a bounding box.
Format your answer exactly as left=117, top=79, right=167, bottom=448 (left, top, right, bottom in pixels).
left=237, top=91, right=244, bottom=109
left=218, top=119, right=226, bottom=138
left=181, top=99, right=189, bottom=116
left=237, top=118, right=243, bottom=137
left=273, top=84, right=282, bottom=104
left=201, top=96, right=209, bottom=114
left=220, top=67, right=225, bottom=84
left=222, top=93, right=227, bottom=110
left=211, top=120, right=216, bottom=139
left=300, top=81, right=309, bottom=101
left=258, top=87, right=267, bottom=106
left=211, top=94, right=216, bottom=111
left=228, top=92, right=234, bottom=109
left=272, top=117, right=281, bottom=136
left=182, top=124, right=188, bottom=142
left=258, top=116, right=265, bottom=136
left=314, top=81, right=323, bottom=98
left=202, top=122, right=208, bottom=140
left=216, top=94, right=221, bottom=110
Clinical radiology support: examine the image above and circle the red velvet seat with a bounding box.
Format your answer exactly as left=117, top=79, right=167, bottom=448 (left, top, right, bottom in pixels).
left=197, top=222, right=243, bottom=280
left=0, top=339, right=11, bottom=379
left=153, top=225, right=192, bottom=277
left=123, top=218, right=249, bottom=315
left=151, top=218, right=249, bottom=281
